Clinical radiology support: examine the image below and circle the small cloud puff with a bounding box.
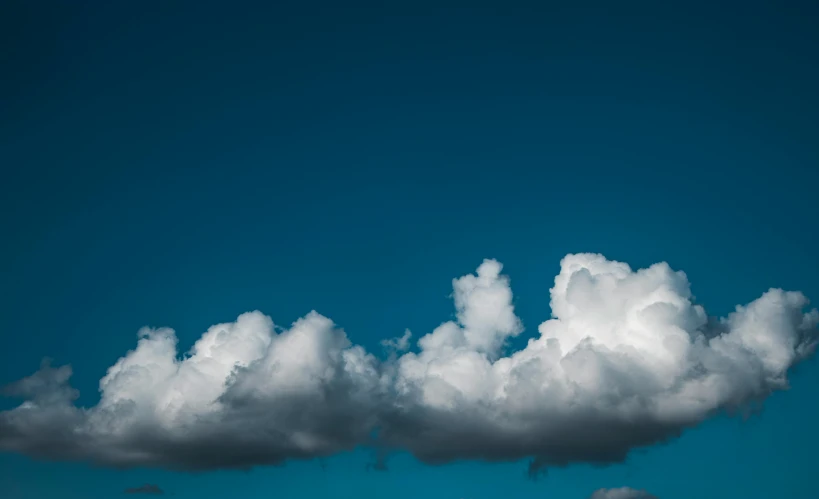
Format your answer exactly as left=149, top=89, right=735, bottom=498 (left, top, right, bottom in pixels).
left=589, top=487, right=658, bottom=499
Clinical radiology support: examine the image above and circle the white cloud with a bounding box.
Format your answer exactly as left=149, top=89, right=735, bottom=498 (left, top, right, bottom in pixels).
left=589, top=487, right=658, bottom=499
left=382, top=254, right=818, bottom=471
left=1, top=253, right=816, bottom=471
left=381, top=329, right=413, bottom=353
left=1, top=311, right=383, bottom=469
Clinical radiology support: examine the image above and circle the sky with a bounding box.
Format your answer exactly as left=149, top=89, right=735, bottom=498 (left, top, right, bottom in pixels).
left=1, top=1, right=819, bottom=498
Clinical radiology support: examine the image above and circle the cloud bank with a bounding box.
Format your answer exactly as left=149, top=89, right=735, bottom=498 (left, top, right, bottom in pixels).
left=1, top=253, right=816, bottom=472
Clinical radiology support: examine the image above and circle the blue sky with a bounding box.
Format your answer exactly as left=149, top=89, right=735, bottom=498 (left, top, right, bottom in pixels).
left=1, top=1, right=818, bottom=498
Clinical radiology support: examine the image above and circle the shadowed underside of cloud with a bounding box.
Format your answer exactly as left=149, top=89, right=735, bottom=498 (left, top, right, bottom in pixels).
left=589, top=487, right=658, bottom=499
left=1, top=253, right=817, bottom=472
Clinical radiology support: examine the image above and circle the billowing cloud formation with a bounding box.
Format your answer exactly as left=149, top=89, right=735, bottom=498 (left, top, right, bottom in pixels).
left=589, top=487, right=657, bottom=499
left=384, top=254, right=819, bottom=473
left=0, top=312, right=382, bottom=469
left=1, top=254, right=817, bottom=472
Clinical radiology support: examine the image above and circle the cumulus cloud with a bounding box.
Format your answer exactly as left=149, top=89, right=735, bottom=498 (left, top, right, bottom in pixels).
left=381, top=329, right=413, bottom=354
left=124, top=484, right=164, bottom=495
left=589, top=487, right=657, bottom=499
left=0, top=312, right=383, bottom=470
left=0, top=254, right=816, bottom=472
left=382, top=255, right=818, bottom=474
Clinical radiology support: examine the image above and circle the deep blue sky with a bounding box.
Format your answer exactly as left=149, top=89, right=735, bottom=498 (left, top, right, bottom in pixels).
left=2, top=1, right=818, bottom=498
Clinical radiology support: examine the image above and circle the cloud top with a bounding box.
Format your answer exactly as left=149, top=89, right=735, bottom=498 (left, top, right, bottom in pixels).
left=1, top=253, right=816, bottom=472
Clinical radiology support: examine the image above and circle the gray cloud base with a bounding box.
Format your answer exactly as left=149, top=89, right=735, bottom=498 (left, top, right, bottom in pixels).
left=1, top=254, right=816, bottom=472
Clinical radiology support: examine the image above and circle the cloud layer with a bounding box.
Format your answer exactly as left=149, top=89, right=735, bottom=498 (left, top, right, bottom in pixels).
left=1, top=253, right=817, bottom=472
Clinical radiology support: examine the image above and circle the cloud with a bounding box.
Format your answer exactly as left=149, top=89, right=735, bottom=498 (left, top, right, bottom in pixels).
left=381, top=329, right=413, bottom=354
left=0, top=254, right=816, bottom=472
left=124, top=484, right=164, bottom=495
left=0, top=312, right=383, bottom=470
left=589, top=487, right=657, bottom=499
left=382, top=255, right=818, bottom=473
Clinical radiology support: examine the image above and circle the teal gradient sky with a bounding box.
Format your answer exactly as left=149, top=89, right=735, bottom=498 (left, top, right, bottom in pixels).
left=1, top=1, right=818, bottom=498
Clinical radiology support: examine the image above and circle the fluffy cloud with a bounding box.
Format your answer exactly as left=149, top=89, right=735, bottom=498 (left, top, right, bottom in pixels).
left=0, top=312, right=383, bottom=469
left=383, top=254, right=818, bottom=473
left=1, top=254, right=816, bottom=472
left=589, top=487, right=657, bottom=499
